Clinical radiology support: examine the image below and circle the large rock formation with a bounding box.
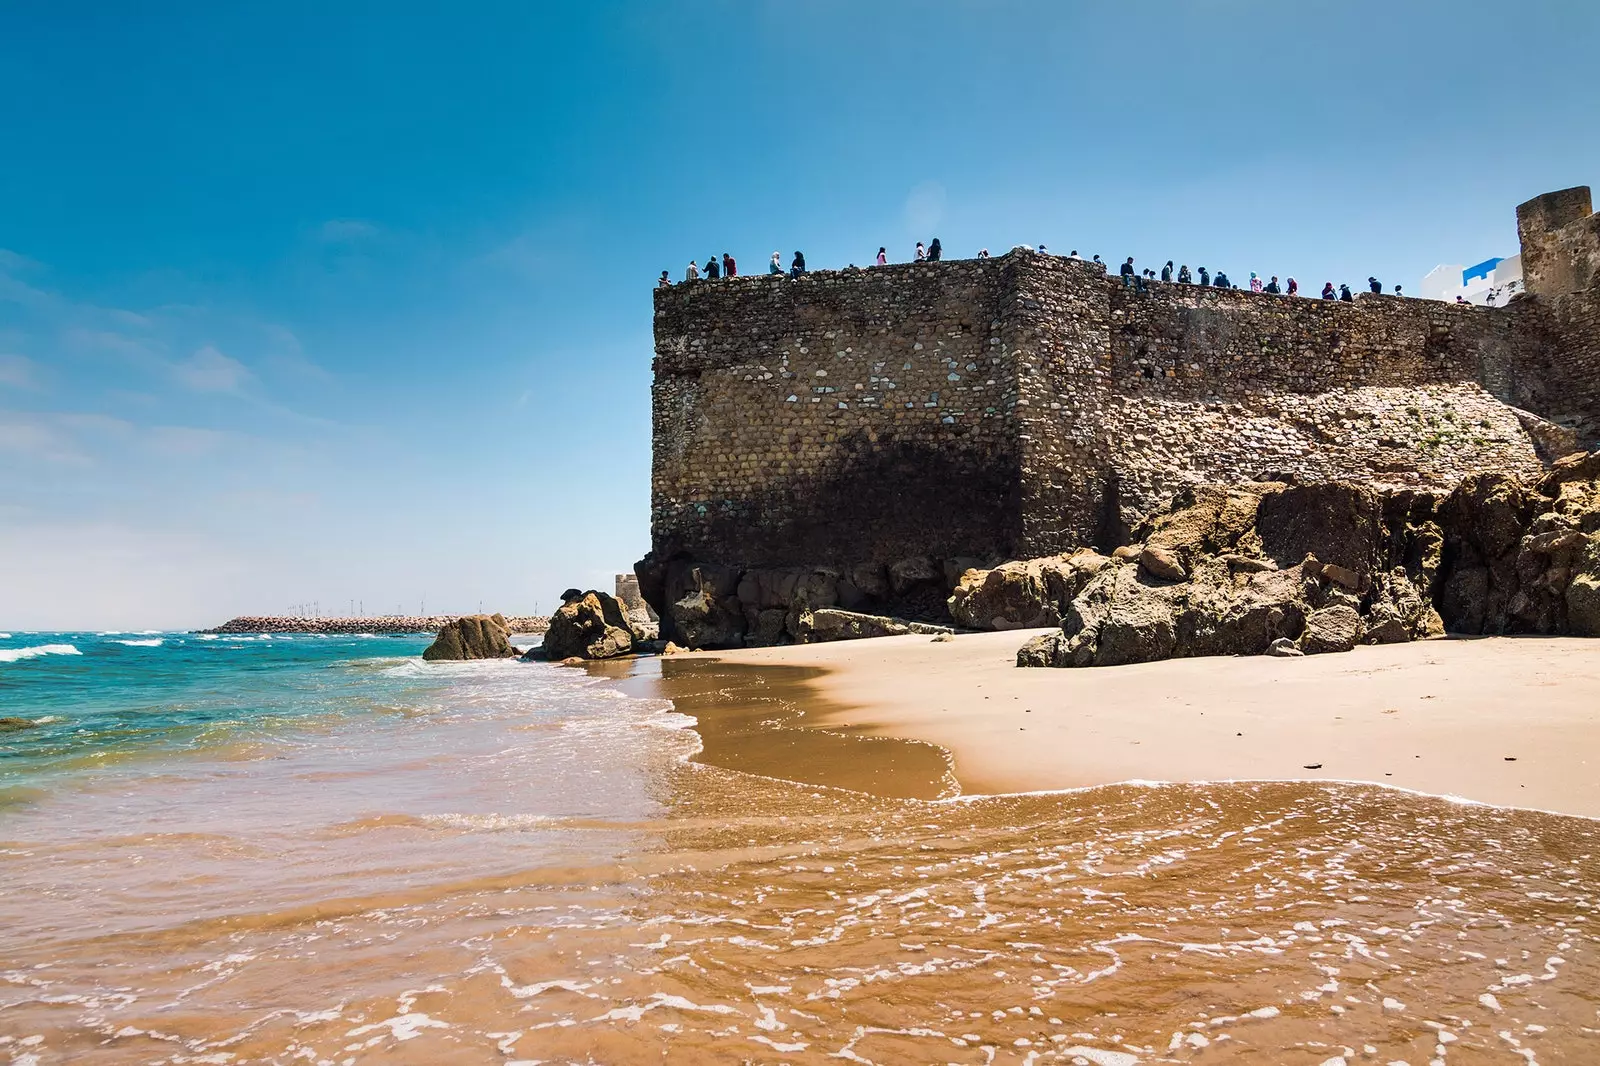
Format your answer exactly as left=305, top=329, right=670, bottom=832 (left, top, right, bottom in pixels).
left=635, top=550, right=993, bottom=649
left=422, top=614, right=518, bottom=661
left=1004, top=454, right=1600, bottom=667
left=540, top=590, right=644, bottom=660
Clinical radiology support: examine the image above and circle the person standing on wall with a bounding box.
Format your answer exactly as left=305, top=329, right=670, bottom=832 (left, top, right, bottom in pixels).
left=1161, top=261, right=1173, bottom=282
left=876, top=246, right=887, bottom=266
left=769, top=251, right=783, bottom=275
left=928, top=238, right=942, bottom=262
left=1178, top=264, right=1192, bottom=283
left=658, top=270, right=671, bottom=287
left=705, top=256, right=720, bottom=280
left=722, top=252, right=737, bottom=277
left=790, top=251, right=807, bottom=277
left=915, top=241, right=926, bottom=262
left=685, top=260, right=700, bottom=281
left=1198, top=266, right=1210, bottom=286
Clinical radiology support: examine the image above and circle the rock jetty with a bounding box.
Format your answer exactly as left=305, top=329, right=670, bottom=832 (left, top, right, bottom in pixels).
left=199, top=615, right=548, bottom=635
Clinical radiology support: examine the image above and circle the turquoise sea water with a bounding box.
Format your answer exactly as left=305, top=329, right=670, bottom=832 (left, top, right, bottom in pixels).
left=0, top=631, right=440, bottom=788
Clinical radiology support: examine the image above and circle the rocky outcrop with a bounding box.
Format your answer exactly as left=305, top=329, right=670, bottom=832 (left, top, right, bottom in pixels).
left=635, top=549, right=993, bottom=649
left=1434, top=452, right=1600, bottom=634
left=422, top=614, right=518, bottom=661
left=540, top=591, right=643, bottom=660
left=946, top=552, right=1110, bottom=631
left=1009, top=454, right=1600, bottom=667
left=638, top=452, right=1600, bottom=659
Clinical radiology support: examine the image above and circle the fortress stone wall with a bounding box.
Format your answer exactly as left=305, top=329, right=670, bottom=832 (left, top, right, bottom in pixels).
left=648, top=187, right=1600, bottom=585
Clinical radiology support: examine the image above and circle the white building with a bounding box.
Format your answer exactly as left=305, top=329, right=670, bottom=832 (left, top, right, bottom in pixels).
left=1419, top=253, right=1524, bottom=305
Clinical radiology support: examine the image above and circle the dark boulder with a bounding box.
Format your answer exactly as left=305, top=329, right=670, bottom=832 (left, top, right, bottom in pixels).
left=422, top=614, right=517, bottom=661
left=541, top=591, right=640, bottom=660
left=1256, top=482, right=1383, bottom=579
left=664, top=560, right=746, bottom=649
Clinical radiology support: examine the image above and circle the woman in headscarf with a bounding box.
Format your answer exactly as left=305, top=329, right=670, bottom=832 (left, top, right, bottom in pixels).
left=1287, top=277, right=1299, bottom=296
left=1321, top=282, right=1336, bottom=300
left=876, top=247, right=887, bottom=266
left=685, top=260, right=700, bottom=281
left=769, top=252, right=783, bottom=275
left=1249, top=272, right=1263, bottom=293
left=790, top=251, right=807, bottom=277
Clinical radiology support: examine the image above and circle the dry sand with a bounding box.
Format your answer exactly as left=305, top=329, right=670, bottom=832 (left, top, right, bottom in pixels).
left=666, top=632, right=1600, bottom=818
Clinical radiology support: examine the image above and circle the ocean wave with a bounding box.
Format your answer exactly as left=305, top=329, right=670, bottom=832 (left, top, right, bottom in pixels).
left=0, top=633, right=10, bottom=639
left=114, top=638, right=164, bottom=648
left=0, top=643, right=82, bottom=664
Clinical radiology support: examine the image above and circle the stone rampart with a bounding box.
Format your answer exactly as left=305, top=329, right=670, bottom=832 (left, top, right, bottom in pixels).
left=651, top=260, right=1028, bottom=568
left=1517, top=186, right=1600, bottom=442
left=648, top=187, right=1600, bottom=604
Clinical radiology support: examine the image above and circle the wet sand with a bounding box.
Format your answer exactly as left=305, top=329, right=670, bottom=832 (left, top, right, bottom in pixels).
left=660, top=632, right=1600, bottom=818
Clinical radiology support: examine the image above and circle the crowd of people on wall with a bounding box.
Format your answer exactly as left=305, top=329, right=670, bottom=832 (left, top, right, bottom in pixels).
left=659, top=243, right=1410, bottom=304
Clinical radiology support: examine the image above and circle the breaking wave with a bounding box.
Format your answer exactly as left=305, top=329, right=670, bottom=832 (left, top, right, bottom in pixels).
left=0, top=643, right=82, bottom=664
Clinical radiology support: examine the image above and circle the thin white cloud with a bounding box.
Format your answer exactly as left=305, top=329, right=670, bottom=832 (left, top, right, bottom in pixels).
left=173, top=345, right=254, bottom=393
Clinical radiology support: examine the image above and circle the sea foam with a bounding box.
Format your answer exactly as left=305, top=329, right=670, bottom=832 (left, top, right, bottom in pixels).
left=0, top=643, right=82, bottom=664
left=114, top=639, right=164, bottom=647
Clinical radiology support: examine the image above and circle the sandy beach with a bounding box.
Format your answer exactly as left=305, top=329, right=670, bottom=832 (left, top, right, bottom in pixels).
left=660, top=632, right=1600, bottom=818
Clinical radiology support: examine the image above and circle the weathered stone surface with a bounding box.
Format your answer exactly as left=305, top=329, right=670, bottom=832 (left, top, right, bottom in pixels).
left=888, top=555, right=941, bottom=596
left=422, top=614, right=517, bottom=662
left=1138, top=483, right=1273, bottom=562
left=665, top=561, right=746, bottom=649
left=947, top=557, right=1066, bottom=630
left=1301, top=605, right=1364, bottom=654
left=1139, top=545, right=1187, bottom=582
left=1568, top=573, right=1600, bottom=636
left=1256, top=482, right=1384, bottom=578
left=0, top=717, right=37, bottom=732
left=801, top=608, right=952, bottom=643
left=1016, top=632, right=1069, bottom=668
left=541, top=592, right=639, bottom=661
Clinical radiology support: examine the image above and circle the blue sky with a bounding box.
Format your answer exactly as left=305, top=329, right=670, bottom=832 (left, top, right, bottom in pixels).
left=3, top=2, right=1598, bottom=629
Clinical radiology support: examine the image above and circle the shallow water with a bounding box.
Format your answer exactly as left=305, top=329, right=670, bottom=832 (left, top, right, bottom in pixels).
left=1, top=634, right=1597, bottom=1063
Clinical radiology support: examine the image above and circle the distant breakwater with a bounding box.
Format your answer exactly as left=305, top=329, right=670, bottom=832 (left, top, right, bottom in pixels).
left=199, top=615, right=550, bottom=635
